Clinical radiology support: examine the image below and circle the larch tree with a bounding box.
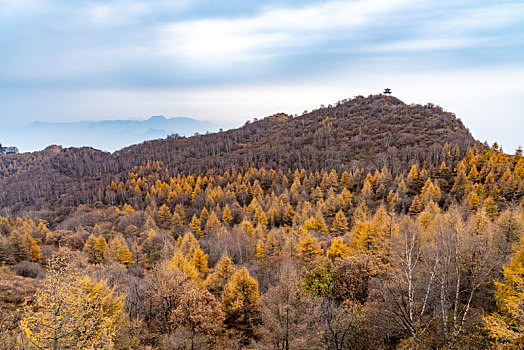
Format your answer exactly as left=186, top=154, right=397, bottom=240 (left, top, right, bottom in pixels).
left=327, top=238, right=350, bottom=260
left=205, top=211, right=221, bottom=235
left=222, top=267, right=260, bottom=336
left=156, top=204, right=173, bottom=230
left=297, top=233, right=323, bottom=265
left=222, top=205, right=233, bottom=226
left=107, top=234, right=133, bottom=265
left=205, top=253, right=237, bottom=297
left=21, top=250, right=124, bottom=350
left=189, top=246, right=211, bottom=277
left=485, top=233, right=524, bottom=343
left=330, top=210, right=349, bottom=236
left=190, top=215, right=203, bottom=237
left=24, top=234, right=40, bottom=262
left=92, top=236, right=108, bottom=263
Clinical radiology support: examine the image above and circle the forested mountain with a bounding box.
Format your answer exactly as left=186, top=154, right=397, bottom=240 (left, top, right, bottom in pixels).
left=1, top=95, right=523, bottom=349
left=0, top=95, right=474, bottom=212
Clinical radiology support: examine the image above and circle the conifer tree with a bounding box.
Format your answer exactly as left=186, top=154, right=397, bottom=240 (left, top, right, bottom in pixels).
left=107, top=234, right=133, bottom=265
left=205, top=253, right=237, bottom=297
left=340, top=171, right=351, bottom=189
left=9, top=230, right=30, bottom=263
left=189, top=215, right=203, bottom=237
left=349, top=220, right=375, bottom=254
left=91, top=236, right=108, bottom=264
left=255, top=240, right=265, bottom=260
left=256, top=208, right=269, bottom=228
left=222, top=205, right=233, bottom=226
left=484, top=196, right=500, bottom=219
left=205, top=211, right=221, bottom=235
left=409, top=195, right=423, bottom=215
left=222, top=267, right=260, bottom=334
left=200, top=207, right=209, bottom=226
left=25, top=234, right=40, bottom=262
left=177, top=232, right=200, bottom=257
left=169, top=250, right=199, bottom=282
left=21, top=250, right=124, bottom=349
left=468, top=192, right=480, bottom=211
left=156, top=204, right=173, bottom=230
left=361, top=179, right=373, bottom=200
left=485, top=234, right=524, bottom=342
left=137, top=229, right=163, bottom=268
left=327, top=237, right=350, bottom=260
left=298, top=233, right=323, bottom=264
left=451, top=169, right=468, bottom=198
left=189, top=246, right=211, bottom=277
left=330, top=210, right=349, bottom=236
left=123, top=203, right=135, bottom=213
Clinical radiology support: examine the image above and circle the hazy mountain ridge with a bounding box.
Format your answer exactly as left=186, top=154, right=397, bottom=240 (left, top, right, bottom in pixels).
left=0, top=95, right=477, bottom=212
left=1, top=115, right=218, bottom=153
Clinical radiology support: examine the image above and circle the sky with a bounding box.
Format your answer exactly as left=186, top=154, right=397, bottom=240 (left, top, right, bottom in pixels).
left=0, top=0, right=523, bottom=152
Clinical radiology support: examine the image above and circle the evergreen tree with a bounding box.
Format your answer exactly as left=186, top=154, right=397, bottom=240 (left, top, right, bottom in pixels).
left=9, top=230, right=30, bottom=263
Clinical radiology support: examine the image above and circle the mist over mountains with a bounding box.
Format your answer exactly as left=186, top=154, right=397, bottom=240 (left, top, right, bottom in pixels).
left=0, top=115, right=219, bottom=153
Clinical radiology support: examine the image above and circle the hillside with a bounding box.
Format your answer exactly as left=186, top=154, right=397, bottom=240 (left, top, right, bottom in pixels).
left=0, top=95, right=475, bottom=212
left=1, top=95, right=524, bottom=349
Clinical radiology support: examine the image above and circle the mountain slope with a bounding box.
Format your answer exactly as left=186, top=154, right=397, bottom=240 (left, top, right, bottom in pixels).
left=0, top=95, right=476, bottom=212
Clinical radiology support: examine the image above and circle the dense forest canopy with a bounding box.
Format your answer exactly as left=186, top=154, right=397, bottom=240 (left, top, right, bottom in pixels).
left=0, top=95, right=523, bottom=349
left=0, top=95, right=474, bottom=213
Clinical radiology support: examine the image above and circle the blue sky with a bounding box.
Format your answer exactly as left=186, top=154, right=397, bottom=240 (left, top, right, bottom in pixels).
left=0, top=0, right=523, bottom=152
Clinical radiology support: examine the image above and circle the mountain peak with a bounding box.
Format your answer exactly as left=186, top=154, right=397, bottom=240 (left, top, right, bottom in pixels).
left=0, top=96, right=476, bottom=210
left=148, top=115, right=167, bottom=121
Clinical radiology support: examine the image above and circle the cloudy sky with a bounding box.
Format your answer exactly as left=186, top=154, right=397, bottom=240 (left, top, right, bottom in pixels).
left=1, top=0, right=523, bottom=152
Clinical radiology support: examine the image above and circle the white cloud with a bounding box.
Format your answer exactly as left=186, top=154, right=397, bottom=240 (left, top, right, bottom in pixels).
left=365, top=37, right=491, bottom=52
left=434, top=3, right=524, bottom=34
left=157, top=0, right=418, bottom=62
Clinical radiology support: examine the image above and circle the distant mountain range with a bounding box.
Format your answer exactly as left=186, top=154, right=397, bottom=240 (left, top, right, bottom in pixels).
left=0, top=116, right=219, bottom=152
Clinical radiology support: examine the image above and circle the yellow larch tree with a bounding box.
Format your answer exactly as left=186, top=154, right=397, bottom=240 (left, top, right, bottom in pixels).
left=177, top=232, right=200, bottom=257
left=327, top=237, right=350, bottom=260
left=297, top=232, right=323, bottom=264
left=189, top=246, right=211, bottom=277
left=222, top=205, right=233, bottom=226
left=169, top=249, right=199, bottom=283
left=107, top=234, right=133, bottom=265
left=485, top=233, right=524, bottom=343
left=189, top=215, right=203, bottom=237
left=330, top=210, right=349, bottom=236
left=205, top=253, right=237, bottom=297
left=21, top=250, right=124, bottom=350
left=24, top=234, right=40, bottom=262
left=221, top=267, right=260, bottom=334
